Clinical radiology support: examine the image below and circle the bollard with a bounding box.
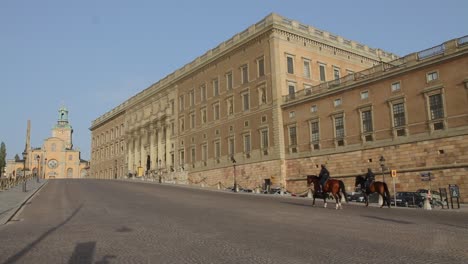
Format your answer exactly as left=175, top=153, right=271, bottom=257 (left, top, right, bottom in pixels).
left=307, top=189, right=313, bottom=198
left=378, top=195, right=383, bottom=206
left=201, top=182, right=205, bottom=188
left=217, top=182, right=221, bottom=190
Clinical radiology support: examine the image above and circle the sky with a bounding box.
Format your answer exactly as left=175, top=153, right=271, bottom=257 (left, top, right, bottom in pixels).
left=1, top=0, right=467, bottom=160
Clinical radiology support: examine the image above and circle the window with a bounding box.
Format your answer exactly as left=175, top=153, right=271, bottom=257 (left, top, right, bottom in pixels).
left=319, top=64, right=326, bottom=82
left=241, top=64, right=249, bottom=84
left=68, top=155, right=73, bottom=161
left=289, top=111, right=295, bottom=118
left=243, top=134, right=251, bottom=155
left=213, top=79, right=219, bottom=97
left=393, top=103, right=406, bottom=127
left=242, top=91, right=250, bottom=111
left=391, top=82, right=401, bottom=92
left=287, top=56, right=294, bottom=74
left=261, top=129, right=269, bottom=151
left=201, top=108, right=207, bottom=124
left=202, top=144, right=207, bottom=165
left=226, top=71, right=233, bottom=90
left=214, top=141, right=220, bottom=162
left=361, top=110, right=373, bottom=133
left=429, top=94, right=444, bottom=120
left=180, top=150, right=185, bottom=168
left=179, top=117, right=185, bottom=132
left=361, top=91, right=369, bottom=100
left=288, top=83, right=296, bottom=100
left=303, top=59, right=311, bottom=78
left=311, top=121, right=319, bottom=143
left=310, top=105, right=317, bottom=113
left=334, top=98, right=342, bottom=107
left=189, top=90, right=194, bottom=106
left=179, top=95, right=184, bottom=111
left=200, top=85, right=207, bottom=102
left=190, top=112, right=195, bottom=128
left=333, top=67, right=340, bottom=80
left=304, top=84, right=312, bottom=95
left=228, top=137, right=235, bottom=157
left=258, top=57, right=265, bottom=77
left=191, top=148, right=196, bottom=167
left=289, top=126, right=297, bottom=153
left=227, top=97, right=234, bottom=116
left=427, top=71, right=439, bottom=82
left=213, top=103, right=220, bottom=120
left=259, top=86, right=267, bottom=104
left=335, top=116, right=344, bottom=139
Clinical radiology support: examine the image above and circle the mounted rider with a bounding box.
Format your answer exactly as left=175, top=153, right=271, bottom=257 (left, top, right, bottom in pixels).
left=363, top=168, right=375, bottom=191
left=318, top=164, right=330, bottom=193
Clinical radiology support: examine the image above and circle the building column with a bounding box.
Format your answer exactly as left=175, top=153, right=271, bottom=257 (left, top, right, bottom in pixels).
left=150, top=123, right=157, bottom=171
left=127, top=135, right=134, bottom=175
left=134, top=131, right=140, bottom=174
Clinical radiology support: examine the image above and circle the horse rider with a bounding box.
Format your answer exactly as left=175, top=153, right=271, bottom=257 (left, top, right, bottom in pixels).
left=363, top=168, right=375, bottom=191
left=318, top=164, right=330, bottom=192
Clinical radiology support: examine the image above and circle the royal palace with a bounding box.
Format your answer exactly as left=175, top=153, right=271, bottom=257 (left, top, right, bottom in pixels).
left=90, top=13, right=468, bottom=202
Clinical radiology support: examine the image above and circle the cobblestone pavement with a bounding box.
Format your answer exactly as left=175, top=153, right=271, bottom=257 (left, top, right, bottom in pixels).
left=0, top=179, right=467, bottom=264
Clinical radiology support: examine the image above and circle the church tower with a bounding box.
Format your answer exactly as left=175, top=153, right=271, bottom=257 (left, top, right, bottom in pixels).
left=52, top=106, right=73, bottom=149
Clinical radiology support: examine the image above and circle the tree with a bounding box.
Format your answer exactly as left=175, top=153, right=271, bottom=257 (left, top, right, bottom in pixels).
left=0, top=142, right=6, bottom=176
left=14, top=154, right=20, bottom=162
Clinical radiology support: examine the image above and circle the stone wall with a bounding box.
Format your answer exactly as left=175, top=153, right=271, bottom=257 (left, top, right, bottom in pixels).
left=285, top=134, right=468, bottom=203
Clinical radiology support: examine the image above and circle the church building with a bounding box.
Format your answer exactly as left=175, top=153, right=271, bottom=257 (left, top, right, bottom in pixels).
left=6, top=107, right=89, bottom=179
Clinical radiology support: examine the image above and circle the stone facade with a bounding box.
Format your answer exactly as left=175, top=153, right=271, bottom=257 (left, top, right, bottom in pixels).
left=89, top=13, right=468, bottom=202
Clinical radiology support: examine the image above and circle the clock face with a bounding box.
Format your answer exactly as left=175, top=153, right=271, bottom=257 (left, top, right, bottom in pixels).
left=48, top=159, right=58, bottom=169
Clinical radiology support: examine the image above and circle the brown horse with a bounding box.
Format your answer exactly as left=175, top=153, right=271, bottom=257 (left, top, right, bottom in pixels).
left=307, top=175, right=348, bottom=209
left=354, top=175, right=391, bottom=208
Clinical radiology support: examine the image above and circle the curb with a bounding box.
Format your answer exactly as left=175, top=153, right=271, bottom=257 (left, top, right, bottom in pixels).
left=0, top=180, right=48, bottom=225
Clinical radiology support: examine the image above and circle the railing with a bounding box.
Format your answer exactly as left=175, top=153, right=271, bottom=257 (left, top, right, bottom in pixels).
left=417, top=44, right=445, bottom=60
left=458, top=35, right=468, bottom=46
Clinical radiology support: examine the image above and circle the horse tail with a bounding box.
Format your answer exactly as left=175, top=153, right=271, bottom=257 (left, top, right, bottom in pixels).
left=339, top=180, right=349, bottom=203
left=383, top=182, right=391, bottom=207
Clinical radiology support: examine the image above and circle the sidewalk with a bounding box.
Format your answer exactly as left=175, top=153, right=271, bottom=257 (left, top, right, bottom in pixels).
left=0, top=179, right=48, bottom=225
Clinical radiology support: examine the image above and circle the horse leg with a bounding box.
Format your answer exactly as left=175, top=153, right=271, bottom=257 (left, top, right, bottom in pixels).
left=323, top=196, right=327, bottom=208
left=365, top=194, right=369, bottom=207
left=336, top=192, right=342, bottom=210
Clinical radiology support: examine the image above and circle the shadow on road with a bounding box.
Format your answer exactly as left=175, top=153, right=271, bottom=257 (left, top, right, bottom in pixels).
left=2, top=204, right=83, bottom=264
left=362, top=215, right=414, bottom=224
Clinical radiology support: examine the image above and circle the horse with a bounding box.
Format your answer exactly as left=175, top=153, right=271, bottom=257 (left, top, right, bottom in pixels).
left=306, top=175, right=348, bottom=209
left=354, top=175, right=391, bottom=208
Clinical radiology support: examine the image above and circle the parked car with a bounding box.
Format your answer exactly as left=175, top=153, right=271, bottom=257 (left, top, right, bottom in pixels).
left=348, top=192, right=365, bottom=203
left=391, top=192, right=424, bottom=207
left=416, top=189, right=441, bottom=201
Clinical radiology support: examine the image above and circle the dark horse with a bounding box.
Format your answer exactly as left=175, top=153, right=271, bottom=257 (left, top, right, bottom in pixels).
left=307, top=175, right=348, bottom=209
left=354, top=175, right=391, bottom=208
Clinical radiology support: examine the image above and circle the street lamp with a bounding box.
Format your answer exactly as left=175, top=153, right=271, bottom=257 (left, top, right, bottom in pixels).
left=158, top=159, right=162, bottom=183
left=114, top=160, right=117, bottom=179
left=22, top=151, right=27, bottom=192
left=44, top=158, right=47, bottom=180
left=379, top=155, right=386, bottom=183
left=35, top=155, right=40, bottom=183
left=231, top=156, right=237, bottom=192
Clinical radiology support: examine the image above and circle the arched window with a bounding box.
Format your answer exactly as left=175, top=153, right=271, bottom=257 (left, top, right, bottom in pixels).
left=51, top=143, right=56, bottom=152
left=67, top=168, right=73, bottom=178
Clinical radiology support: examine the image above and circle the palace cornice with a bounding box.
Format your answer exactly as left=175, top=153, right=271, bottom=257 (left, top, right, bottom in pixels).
left=91, top=13, right=399, bottom=128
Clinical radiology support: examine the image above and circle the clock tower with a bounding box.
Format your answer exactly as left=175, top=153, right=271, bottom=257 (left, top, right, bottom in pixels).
left=52, top=106, right=73, bottom=149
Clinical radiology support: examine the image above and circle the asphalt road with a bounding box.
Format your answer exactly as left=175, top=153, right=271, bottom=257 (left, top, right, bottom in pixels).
left=0, top=179, right=467, bottom=264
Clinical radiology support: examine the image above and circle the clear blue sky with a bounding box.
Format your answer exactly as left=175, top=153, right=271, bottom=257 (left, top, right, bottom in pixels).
left=1, top=0, right=467, bottom=160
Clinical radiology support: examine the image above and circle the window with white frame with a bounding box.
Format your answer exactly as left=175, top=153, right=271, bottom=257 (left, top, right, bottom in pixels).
left=201, top=108, right=207, bottom=124
left=227, top=97, right=234, bottom=116
left=257, top=57, right=265, bottom=77
left=226, top=71, right=233, bottom=90
left=319, top=64, right=326, bottom=82
left=334, top=116, right=344, bottom=139
left=242, top=91, right=250, bottom=111
left=241, top=64, right=249, bottom=84
left=228, top=137, right=235, bottom=158
left=310, top=120, right=320, bottom=150
left=429, top=93, right=444, bottom=120
left=190, top=112, right=195, bottom=129
left=392, top=103, right=406, bottom=127
left=361, top=110, right=373, bottom=133
left=179, top=150, right=185, bottom=168
left=288, top=82, right=296, bottom=100
left=334, top=98, right=342, bottom=107
left=361, top=91, right=369, bottom=100
left=304, top=84, right=312, bottom=95
left=303, top=59, right=311, bottom=78
left=426, top=71, right=439, bottom=82
left=310, top=105, right=317, bottom=113
left=213, top=79, right=219, bottom=97
left=179, top=95, right=184, bottom=111
left=243, top=134, right=251, bottom=155
left=189, top=90, right=195, bottom=106
left=214, top=141, right=220, bottom=162
left=200, top=84, right=207, bottom=102
left=260, top=129, right=268, bottom=153
left=333, top=67, right=340, bottom=80
left=391, top=82, right=401, bottom=92
left=289, top=126, right=297, bottom=153
left=202, top=144, right=207, bottom=165
left=191, top=147, right=196, bottom=167
left=213, top=103, right=220, bottom=120
left=287, top=56, right=294, bottom=74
